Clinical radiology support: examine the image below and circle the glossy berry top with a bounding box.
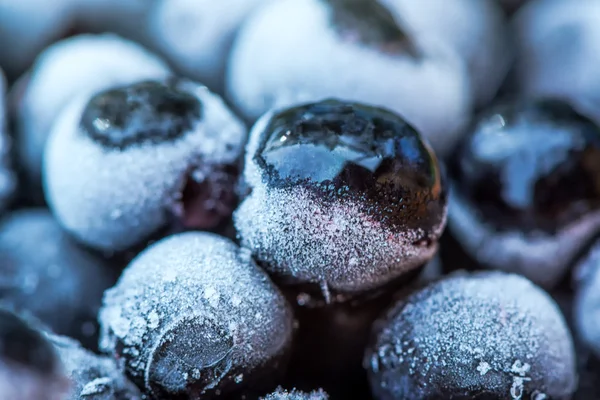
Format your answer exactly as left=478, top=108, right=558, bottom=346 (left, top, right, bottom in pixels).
left=0, top=309, right=58, bottom=375
left=254, top=99, right=446, bottom=233
left=80, top=79, right=201, bottom=149
left=452, top=99, right=600, bottom=233
left=323, top=0, right=416, bottom=54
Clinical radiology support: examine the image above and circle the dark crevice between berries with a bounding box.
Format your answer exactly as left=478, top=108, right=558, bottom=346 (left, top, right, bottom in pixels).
left=171, top=164, right=240, bottom=231
left=0, top=309, right=59, bottom=376
left=80, top=79, right=202, bottom=149
left=323, top=0, right=420, bottom=57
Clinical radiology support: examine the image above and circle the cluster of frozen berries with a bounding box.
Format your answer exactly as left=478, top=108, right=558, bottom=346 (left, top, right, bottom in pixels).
left=1, top=0, right=600, bottom=399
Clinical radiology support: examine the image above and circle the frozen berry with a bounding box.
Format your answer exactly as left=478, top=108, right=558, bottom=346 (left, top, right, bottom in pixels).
left=44, top=78, right=246, bottom=252
left=0, top=0, right=76, bottom=79
left=13, top=33, right=170, bottom=195
left=513, top=0, right=600, bottom=124
left=0, top=208, right=116, bottom=346
left=365, top=271, right=577, bottom=399
left=235, top=99, right=447, bottom=302
left=146, top=0, right=270, bottom=91
left=99, top=232, right=294, bottom=399
left=0, top=308, right=69, bottom=400
left=261, top=387, right=329, bottom=400
left=227, top=0, right=471, bottom=155
left=447, top=99, right=600, bottom=288
left=383, top=0, right=510, bottom=107
left=48, top=333, right=141, bottom=400
left=0, top=69, right=16, bottom=212
left=574, top=238, right=600, bottom=358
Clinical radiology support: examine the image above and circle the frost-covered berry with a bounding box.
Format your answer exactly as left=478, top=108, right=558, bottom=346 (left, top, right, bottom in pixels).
left=147, top=0, right=269, bottom=91
left=14, top=33, right=171, bottom=193
left=574, top=239, right=600, bottom=359
left=0, top=69, right=16, bottom=211
left=44, top=78, right=246, bottom=252
left=447, top=99, right=600, bottom=288
left=0, top=209, right=116, bottom=345
left=235, top=99, right=447, bottom=302
left=227, top=0, right=471, bottom=155
left=0, top=309, right=69, bottom=400
left=384, top=0, right=510, bottom=107
left=48, top=334, right=141, bottom=400
left=261, top=387, right=329, bottom=400
left=0, top=0, right=75, bottom=79
left=365, top=272, right=577, bottom=399
left=513, top=0, right=600, bottom=124
left=99, top=232, right=294, bottom=399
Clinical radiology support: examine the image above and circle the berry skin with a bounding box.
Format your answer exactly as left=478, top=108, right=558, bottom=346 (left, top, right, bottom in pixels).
left=0, top=209, right=116, bottom=347
left=44, top=78, right=246, bottom=253
left=0, top=308, right=69, bottom=400
left=146, top=0, right=270, bottom=91
left=0, top=69, right=16, bottom=212
left=574, top=238, right=600, bottom=359
left=235, top=99, right=447, bottom=302
left=260, top=387, right=329, bottom=400
left=48, top=334, right=142, bottom=400
left=365, top=271, right=577, bottom=400
left=380, top=0, right=511, bottom=107
left=513, top=0, right=600, bottom=125
left=447, top=99, right=600, bottom=288
left=227, top=0, right=471, bottom=156
left=13, top=33, right=171, bottom=195
left=99, top=232, right=294, bottom=399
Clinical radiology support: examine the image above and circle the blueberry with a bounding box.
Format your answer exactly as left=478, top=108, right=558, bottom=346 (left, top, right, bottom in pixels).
left=44, top=78, right=246, bottom=252
left=0, top=69, right=17, bottom=212
left=99, top=232, right=294, bottom=399
left=390, top=0, right=510, bottom=108
left=48, top=334, right=141, bottom=400
left=14, top=33, right=170, bottom=197
left=260, top=387, right=329, bottom=400
left=235, top=99, right=447, bottom=302
left=227, top=0, right=471, bottom=156
left=365, top=271, right=577, bottom=399
left=574, top=238, right=600, bottom=359
left=0, top=0, right=75, bottom=80
left=447, top=99, right=600, bottom=288
left=0, top=308, right=69, bottom=400
left=0, top=208, right=117, bottom=347
left=146, top=0, right=270, bottom=91
left=513, top=0, right=600, bottom=125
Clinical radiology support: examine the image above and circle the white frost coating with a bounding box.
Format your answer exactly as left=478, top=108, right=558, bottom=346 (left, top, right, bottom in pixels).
left=0, top=69, right=16, bottom=211
left=0, top=0, right=75, bottom=77
left=574, top=240, right=600, bottom=358
left=15, top=33, right=171, bottom=185
left=44, top=80, right=246, bottom=252
left=227, top=0, right=471, bottom=156
left=48, top=334, right=142, bottom=400
left=513, top=0, right=600, bottom=124
left=261, top=387, right=329, bottom=400
left=367, top=271, right=577, bottom=399
left=99, top=232, right=293, bottom=395
left=235, top=111, right=445, bottom=294
left=447, top=184, right=600, bottom=289
left=147, top=0, right=270, bottom=91
left=380, top=0, right=511, bottom=107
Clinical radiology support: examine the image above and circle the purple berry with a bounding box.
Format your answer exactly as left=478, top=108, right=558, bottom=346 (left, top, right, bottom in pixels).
left=235, top=99, right=447, bottom=302
left=99, top=232, right=294, bottom=399
left=365, top=272, right=577, bottom=399
left=44, top=78, right=246, bottom=252
left=448, top=99, right=600, bottom=288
